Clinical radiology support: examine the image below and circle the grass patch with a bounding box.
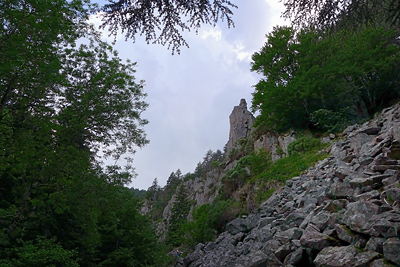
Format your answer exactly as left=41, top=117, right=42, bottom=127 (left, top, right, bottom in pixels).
left=257, top=149, right=329, bottom=182
left=253, top=136, right=330, bottom=203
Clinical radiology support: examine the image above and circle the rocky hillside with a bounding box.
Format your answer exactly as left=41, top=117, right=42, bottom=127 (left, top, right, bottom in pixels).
left=178, top=102, right=400, bottom=266
left=148, top=99, right=300, bottom=239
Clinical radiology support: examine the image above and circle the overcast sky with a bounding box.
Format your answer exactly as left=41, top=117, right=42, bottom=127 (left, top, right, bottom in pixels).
left=91, top=0, right=288, bottom=190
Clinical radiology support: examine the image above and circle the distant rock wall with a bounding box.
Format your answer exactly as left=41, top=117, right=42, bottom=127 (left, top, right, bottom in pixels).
left=254, top=131, right=297, bottom=161
left=180, top=102, right=400, bottom=267
left=226, top=99, right=255, bottom=152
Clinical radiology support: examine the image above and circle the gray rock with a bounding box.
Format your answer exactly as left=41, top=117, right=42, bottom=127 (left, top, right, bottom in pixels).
left=324, top=199, right=348, bottom=213
left=342, top=201, right=380, bottom=234
left=361, top=141, right=384, bottom=158
left=257, top=217, right=276, bottom=228
left=369, top=258, right=398, bottom=267
left=286, top=247, right=306, bottom=265
left=372, top=165, right=400, bottom=172
left=175, top=257, right=184, bottom=267
left=382, top=172, right=399, bottom=187
left=282, top=212, right=307, bottom=229
left=314, top=246, right=380, bottom=267
left=326, top=180, right=354, bottom=200
left=335, top=224, right=355, bottom=244
left=366, top=237, right=386, bottom=253
left=385, top=188, right=400, bottom=205
left=235, top=242, right=252, bottom=256
left=226, top=99, right=255, bottom=152
left=350, top=133, right=374, bottom=153
left=274, top=243, right=291, bottom=262
left=355, top=190, right=380, bottom=201
left=388, top=140, right=400, bottom=160
left=203, top=242, right=216, bottom=252
left=261, top=239, right=281, bottom=255
left=247, top=250, right=283, bottom=267
left=279, top=227, right=303, bottom=243
left=183, top=251, right=202, bottom=267
left=370, top=218, right=399, bottom=238
left=180, top=103, right=400, bottom=267
left=349, top=175, right=389, bottom=189
left=383, top=237, right=400, bottom=265
left=310, top=210, right=337, bottom=231
left=300, top=224, right=339, bottom=250
left=226, top=218, right=249, bottom=235
left=359, top=127, right=381, bottom=135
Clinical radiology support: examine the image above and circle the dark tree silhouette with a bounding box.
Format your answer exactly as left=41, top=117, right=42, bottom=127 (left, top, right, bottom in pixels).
left=100, top=0, right=237, bottom=53
left=282, top=0, right=400, bottom=29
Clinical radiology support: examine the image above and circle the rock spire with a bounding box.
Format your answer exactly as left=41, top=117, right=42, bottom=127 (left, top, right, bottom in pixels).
left=226, top=99, right=255, bottom=152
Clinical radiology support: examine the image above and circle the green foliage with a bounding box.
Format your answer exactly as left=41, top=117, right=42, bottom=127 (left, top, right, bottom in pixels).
left=287, top=135, right=327, bottom=156
left=221, top=149, right=270, bottom=199
left=282, top=0, right=400, bottom=30
left=251, top=25, right=400, bottom=132
left=207, top=200, right=240, bottom=233
left=260, top=140, right=329, bottom=183
left=179, top=205, right=216, bottom=250
left=0, top=0, right=166, bottom=266
left=167, top=185, right=191, bottom=246
left=256, top=188, right=276, bottom=205
left=0, top=237, right=78, bottom=267
left=228, top=137, right=255, bottom=161
left=310, top=109, right=350, bottom=133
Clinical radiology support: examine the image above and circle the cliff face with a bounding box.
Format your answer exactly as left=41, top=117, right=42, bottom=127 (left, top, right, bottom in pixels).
left=179, top=103, right=400, bottom=266
left=226, top=99, right=255, bottom=152
left=155, top=99, right=257, bottom=234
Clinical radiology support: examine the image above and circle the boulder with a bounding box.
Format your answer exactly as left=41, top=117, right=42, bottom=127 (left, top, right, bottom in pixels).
left=300, top=224, right=339, bottom=251
left=369, top=259, right=398, bottom=267
left=334, top=224, right=355, bottom=244
left=314, top=246, right=380, bottom=267
left=247, top=250, right=283, bottom=267
left=342, top=201, right=380, bottom=234
left=366, top=237, right=386, bottom=253
left=274, top=243, right=292, bottom=262
left=383, top=237, right=400, bottom=265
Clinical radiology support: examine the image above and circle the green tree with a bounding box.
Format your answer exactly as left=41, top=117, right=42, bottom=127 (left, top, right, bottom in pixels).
left=282, top=0, right=400, bottom=29
left=251, top=25, right=400, bottom=132
left=0, top=0, right=166, bottom=265
left=180, top=205, right=216, bottom=249
left=167, top=185, right=191, bottom=246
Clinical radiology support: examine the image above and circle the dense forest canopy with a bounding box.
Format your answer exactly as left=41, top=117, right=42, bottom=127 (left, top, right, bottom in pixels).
left=251, top=0, right=400, bottom=133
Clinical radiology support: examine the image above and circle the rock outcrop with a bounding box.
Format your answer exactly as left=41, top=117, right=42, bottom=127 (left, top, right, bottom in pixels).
left=226, top=99, right=255, bottom=152
left=180, top=103, right=400, bottom=267
left=254, top=131, right=297, bottom=161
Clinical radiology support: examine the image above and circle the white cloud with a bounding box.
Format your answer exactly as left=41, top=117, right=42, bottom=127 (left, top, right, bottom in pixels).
left=88, top=1, right=287, bottom=190
left=200, top=27, right=222, bottom=41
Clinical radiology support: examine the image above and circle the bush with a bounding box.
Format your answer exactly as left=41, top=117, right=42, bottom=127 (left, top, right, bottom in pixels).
left=287, top=136, right=325, bottom=156
left=0, top=237, right=79, bottom=267
left=310, top=109, right=349, bottom=133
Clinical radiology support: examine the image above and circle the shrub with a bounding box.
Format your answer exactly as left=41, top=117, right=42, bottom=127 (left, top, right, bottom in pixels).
left=287, top=136, right=325, bottom=156
left=310, top=109, right=349, bottom=133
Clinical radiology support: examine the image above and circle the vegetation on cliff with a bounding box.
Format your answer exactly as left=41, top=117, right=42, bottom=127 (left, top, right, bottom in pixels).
left=144, top=0, right=400, bottom=260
